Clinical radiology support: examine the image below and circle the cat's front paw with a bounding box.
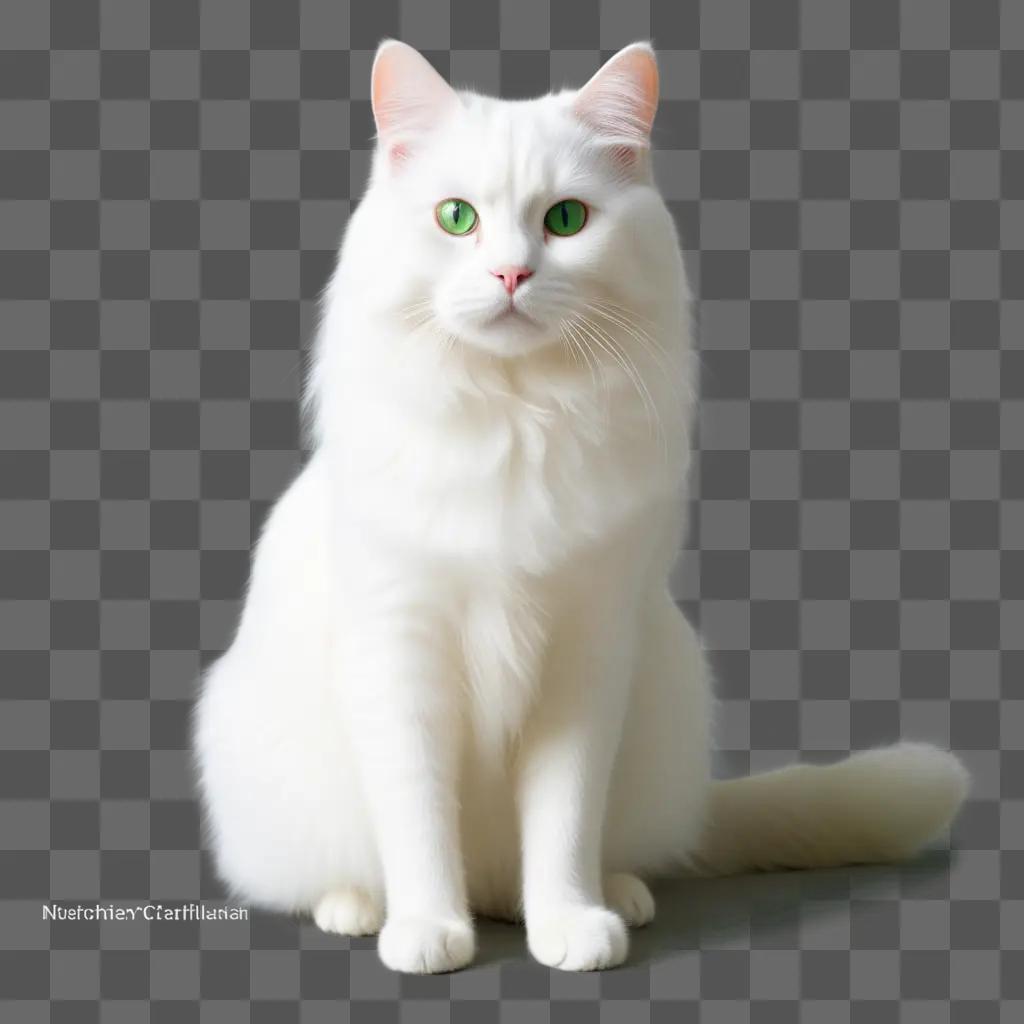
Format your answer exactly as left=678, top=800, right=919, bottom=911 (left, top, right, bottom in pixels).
left=527, top=904, right=628, bottom=971
left=378, top=916, right=475, bottom=974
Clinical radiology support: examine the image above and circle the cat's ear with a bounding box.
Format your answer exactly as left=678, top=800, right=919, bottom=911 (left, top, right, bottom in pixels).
left=371, top=40, right=459, bottom=166
left=573, top=42, right=659, bottom=163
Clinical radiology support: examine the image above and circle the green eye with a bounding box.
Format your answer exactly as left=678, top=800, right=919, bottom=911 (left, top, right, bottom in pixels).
left=436, top=199, right=478, bottom=235
left=544, top=199, right=587, bottom=237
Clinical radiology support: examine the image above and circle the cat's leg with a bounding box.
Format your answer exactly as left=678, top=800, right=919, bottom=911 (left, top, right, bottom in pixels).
left=517, top=591, right=637, bottom=971
left=338, top=558, right=474, bottom=974
left=476, top=876, right=655, bottom=929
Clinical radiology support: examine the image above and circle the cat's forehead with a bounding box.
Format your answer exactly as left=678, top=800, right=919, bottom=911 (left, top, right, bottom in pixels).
left=457, top=91, right=571, bottom=138
left=421, top=91, right=594, bottom=203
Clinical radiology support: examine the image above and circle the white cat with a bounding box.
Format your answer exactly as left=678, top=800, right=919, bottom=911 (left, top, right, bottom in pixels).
left=193, top=41, right=969, bottom=974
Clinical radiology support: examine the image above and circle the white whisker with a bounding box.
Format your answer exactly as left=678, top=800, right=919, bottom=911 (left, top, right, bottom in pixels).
left=584, top=300, right=692, bottom=418
left=563, top=316, right=610, bottom=420
left=571, top=312, right=668, bottom=465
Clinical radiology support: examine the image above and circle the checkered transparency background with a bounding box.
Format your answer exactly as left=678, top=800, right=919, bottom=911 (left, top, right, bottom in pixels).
left=0, top=0, right=1020, bottom=1018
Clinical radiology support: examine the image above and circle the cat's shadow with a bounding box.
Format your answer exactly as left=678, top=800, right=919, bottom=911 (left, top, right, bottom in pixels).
left=472, top=849, right=955, bottom=972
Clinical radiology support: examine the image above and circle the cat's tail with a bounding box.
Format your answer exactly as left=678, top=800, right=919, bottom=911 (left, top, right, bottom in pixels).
left=687, top=742, right=969, bottom=877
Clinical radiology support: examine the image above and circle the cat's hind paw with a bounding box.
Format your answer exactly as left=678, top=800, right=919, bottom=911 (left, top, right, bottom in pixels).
left=527, top=904, right=628, bottom=971
left=604, top=873, right=656, bottom=927
left=378, top=916, right=475, bottom=974
left=313, top=886, right=385, bottom=937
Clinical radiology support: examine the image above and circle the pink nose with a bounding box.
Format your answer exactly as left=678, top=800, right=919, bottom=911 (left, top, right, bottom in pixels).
left=490, top=265, right=533, bottom=295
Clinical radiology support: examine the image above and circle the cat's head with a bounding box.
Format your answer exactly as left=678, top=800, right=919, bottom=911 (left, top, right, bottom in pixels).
left=351, top=40, right=676, bottom=359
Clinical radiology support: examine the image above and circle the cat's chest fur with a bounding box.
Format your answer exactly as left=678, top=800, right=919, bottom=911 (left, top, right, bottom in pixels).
left=329, top=345, right=683, bottom=575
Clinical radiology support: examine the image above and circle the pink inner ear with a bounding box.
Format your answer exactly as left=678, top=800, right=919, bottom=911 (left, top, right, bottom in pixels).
left=371, top=41, right=458, bottom=152
left=574, top=44, right=659, bottom=148
left=371, top=52, right=410, bottom=139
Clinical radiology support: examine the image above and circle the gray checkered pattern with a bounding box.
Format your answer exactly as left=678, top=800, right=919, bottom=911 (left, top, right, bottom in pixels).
left=0, top=0, right=1018, bottom=1018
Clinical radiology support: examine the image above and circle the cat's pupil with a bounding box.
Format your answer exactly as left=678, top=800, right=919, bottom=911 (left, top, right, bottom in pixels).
left=560, top=203, right=568, bottom=228
left=453, top=203, right=461, bottom=224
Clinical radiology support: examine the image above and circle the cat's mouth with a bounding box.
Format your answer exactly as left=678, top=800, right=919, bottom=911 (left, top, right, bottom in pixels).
left=435, top=300, right=552, bottom=357
left=486, top=304, right=539, bottom=328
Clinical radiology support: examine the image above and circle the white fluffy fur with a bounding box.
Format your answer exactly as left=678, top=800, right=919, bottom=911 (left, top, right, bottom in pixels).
left=194, top=41, right=969, bottom=974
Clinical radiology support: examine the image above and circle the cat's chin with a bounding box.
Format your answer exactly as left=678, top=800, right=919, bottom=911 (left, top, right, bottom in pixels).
left=460, top=333, right=558, bottom=359
left=447, top=317, right=557, bottom=359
